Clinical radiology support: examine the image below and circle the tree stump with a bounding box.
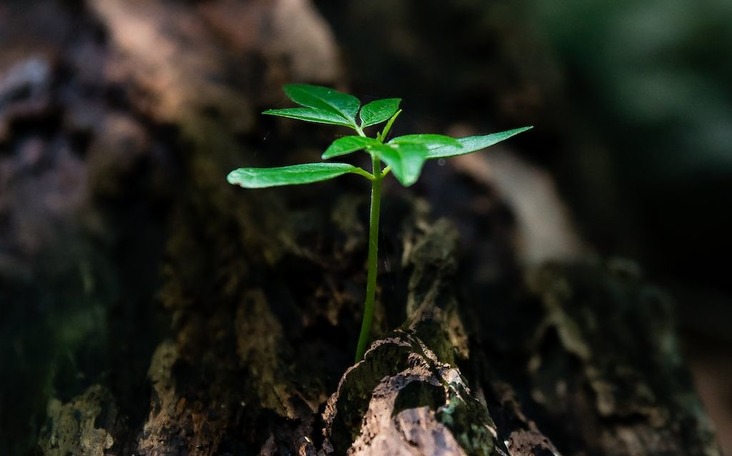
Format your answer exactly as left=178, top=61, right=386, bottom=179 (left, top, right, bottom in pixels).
left=0, top=1, right=722, bottom=455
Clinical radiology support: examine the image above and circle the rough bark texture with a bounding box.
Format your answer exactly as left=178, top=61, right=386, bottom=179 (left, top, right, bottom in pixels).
left=0, top=1, right=722, bottom=455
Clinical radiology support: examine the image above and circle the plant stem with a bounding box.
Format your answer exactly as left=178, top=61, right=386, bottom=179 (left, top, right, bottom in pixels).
left=355, top=154, right=382, bottom=361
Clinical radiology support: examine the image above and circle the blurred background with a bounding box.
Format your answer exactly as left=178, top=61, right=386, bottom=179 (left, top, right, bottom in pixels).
left=1, top=0, right=730, bottom=453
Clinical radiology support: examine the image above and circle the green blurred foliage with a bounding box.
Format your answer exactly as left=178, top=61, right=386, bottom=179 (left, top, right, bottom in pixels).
left=529, top=0, right=732, bottom=290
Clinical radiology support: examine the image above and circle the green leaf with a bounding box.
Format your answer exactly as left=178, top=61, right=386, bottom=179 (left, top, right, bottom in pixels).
left=227, top=163, right=365, bottom=188
left=263, top=107, right=355, bottom=128
left=322, top=136, right=381, bottom=159
left=359, top=98, right=401, bottom=128
left=425, top=126, right=533, bottom=159
left=389, top=134, right=462, bottom=148
left=370, top=143, right=429, bottom=187
left=283, top=84, right=360, bottom=127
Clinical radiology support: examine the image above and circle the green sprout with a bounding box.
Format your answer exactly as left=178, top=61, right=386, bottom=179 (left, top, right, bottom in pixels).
left=227, top=84, right=532, bottom=361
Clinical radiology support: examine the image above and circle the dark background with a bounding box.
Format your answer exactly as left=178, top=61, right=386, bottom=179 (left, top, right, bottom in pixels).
left=1, top=0, right=730, bottom=454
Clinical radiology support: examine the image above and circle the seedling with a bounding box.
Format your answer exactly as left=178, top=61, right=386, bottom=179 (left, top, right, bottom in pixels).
left=227, top=84, right=532, bottom=361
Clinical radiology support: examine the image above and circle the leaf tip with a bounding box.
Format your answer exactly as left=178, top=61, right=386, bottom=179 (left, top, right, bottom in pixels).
left=226, top=169, right=241, bottom=186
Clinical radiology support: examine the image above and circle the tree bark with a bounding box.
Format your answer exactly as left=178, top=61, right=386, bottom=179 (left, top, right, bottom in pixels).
left=0, top=1, right=721, bottom=455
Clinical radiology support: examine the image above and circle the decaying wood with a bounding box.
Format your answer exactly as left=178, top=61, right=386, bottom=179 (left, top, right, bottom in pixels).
left=0, top=1, right=722, bottom=455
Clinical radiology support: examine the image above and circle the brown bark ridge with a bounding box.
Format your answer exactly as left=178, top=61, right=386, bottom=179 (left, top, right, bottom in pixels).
left=0, top=1, right=721, bottom=455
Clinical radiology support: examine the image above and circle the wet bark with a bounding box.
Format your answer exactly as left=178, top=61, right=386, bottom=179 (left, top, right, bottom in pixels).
left=0, top=1, right=721, bottom=455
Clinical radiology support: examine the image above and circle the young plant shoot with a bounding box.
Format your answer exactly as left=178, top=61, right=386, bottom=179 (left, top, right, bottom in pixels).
left=227, top=84, right=532, bottom=362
